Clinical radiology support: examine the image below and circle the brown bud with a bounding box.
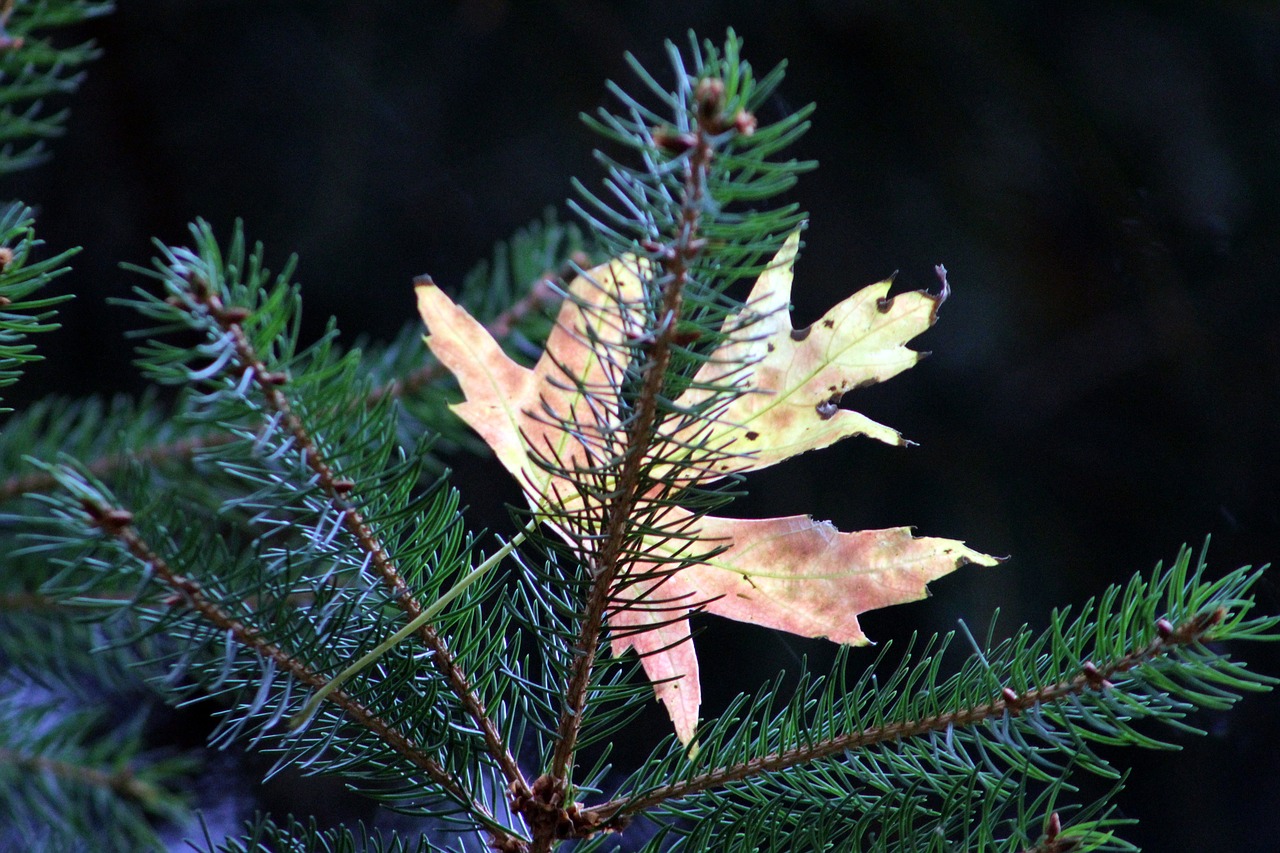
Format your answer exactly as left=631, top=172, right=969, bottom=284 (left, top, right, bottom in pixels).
left=651, top=127, right=697, bottom=155
left=85, top=503, right=135, bottom=533
left=1046, top=811, right=1062, bottom=838
left=671, top=327, right=702, bottom=346
left=332, top=478, right=356, bottom=495
left=531, top=773, right=556, bottom=799
left=0, top=246, right=13, bottom=270
left=733, top=110, right=758, bottom=136
left=1156, top=617, right=1175, bottom=640
left=0, top=296, right=10, bottom=307
left=695, top=77, right=726, bottom=125
left=220, top=306, right=251, bottom=324
left=1081, top=660, right=1105, bottom=688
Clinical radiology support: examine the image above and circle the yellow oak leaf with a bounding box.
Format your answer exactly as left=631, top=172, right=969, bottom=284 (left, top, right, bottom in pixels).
left=416, top=234, right=997, bottom=745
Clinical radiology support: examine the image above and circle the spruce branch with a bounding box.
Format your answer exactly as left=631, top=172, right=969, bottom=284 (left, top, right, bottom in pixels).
left=0, top=745, right=168, bottom=811
left=59, top=485, right=528, bottom=843
left=6, top=23, right=1275, bottom=852
left=71, top=494, right=461, bottom=794
left=589, top=606, right=1228, bottom=822
left=540, top=60, right=731, bottom=824
left=576, top=547, right=1276, bottom=844
left=0, top=431, right=231, bottom=502
left=0, top=0, right=112, bottom=174
left=162, top=260, right=531, bottom=801
left=0, top=697, right=193, bottom=851
left=0, top=202, right=77, bottom=407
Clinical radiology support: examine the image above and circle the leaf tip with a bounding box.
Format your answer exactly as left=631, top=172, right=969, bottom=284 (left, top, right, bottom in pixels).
left=957, top=549, right=1006, bottom=570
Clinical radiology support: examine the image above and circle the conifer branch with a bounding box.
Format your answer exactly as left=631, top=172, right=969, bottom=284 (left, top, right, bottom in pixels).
left=73, top=494, right=521, bottom=844
left=0, top=433, right=230, bottom=502
left=584, top=606, right=1230, bottom=826
left=7, top=27, right=1274, bottom=852
left=534, top=74, right=729, bottom=847
left=0, top=745, right=164, bottom=809
left=176, top=270, right=532, bottom=801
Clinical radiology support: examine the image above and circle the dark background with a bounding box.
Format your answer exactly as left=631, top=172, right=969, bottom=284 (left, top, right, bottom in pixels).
left=9, top=0, right=1280, bottom=849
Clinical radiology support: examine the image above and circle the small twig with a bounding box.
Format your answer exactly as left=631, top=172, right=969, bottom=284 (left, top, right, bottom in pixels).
left=0, top=434, right=233, bottom=503
left=581, top=608, right=1228, bottom=827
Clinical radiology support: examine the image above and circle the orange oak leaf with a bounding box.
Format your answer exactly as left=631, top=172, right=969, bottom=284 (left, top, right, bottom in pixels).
left=416, top=233, right=997, bottom=744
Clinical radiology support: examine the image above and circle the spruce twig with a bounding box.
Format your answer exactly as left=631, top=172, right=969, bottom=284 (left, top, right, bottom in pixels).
left=0, top=266, right=565, bottom=504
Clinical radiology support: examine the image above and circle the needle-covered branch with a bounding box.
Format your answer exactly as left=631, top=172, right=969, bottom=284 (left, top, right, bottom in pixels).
left=582, top=547, right=1275, bottom=844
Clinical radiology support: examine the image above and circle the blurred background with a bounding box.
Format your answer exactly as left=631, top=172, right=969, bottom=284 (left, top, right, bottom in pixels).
left=8, top=0, right=1280, bottom=848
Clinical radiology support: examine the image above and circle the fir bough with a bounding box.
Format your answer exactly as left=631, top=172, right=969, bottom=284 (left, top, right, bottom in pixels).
left=0, top=0, right=112, bottom=175
left=0, top=26, right=1275, bottom=853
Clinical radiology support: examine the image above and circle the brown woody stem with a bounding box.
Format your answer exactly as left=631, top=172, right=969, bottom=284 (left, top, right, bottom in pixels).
left=0, top=434, right=233, bottom=503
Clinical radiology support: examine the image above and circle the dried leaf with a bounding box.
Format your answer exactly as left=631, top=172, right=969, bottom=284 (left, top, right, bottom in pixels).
left=416, top=235, right=997, bottom=744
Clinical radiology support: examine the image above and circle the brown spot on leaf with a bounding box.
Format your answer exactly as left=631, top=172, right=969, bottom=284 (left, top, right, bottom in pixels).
left=790, top=325, right=811, bottom=342
left=876, top=295, right=895, bottom=313
left=821, top=318, right=834, bottom=328
left=745, top=431, right=760, bottom=441
left=766, top=342, right=775, bottom=353
left=816, top=400, right=839, bottom=420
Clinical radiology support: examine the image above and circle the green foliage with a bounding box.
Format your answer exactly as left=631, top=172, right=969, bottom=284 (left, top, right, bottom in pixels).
left=0, top=202, right=76, bottom=407
left=202, top=815, right=441, bottom=853
left=0, top=25, right=1275, bottom=853
left=616, top=546, right=1275, bottom=851
left=0, top=696, right=193, bottom=851
left=0, top=0, right=112, bottom=175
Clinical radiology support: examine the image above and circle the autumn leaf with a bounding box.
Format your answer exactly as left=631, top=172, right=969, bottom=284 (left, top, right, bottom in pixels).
left=416, top=233, right=997, bottom=744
